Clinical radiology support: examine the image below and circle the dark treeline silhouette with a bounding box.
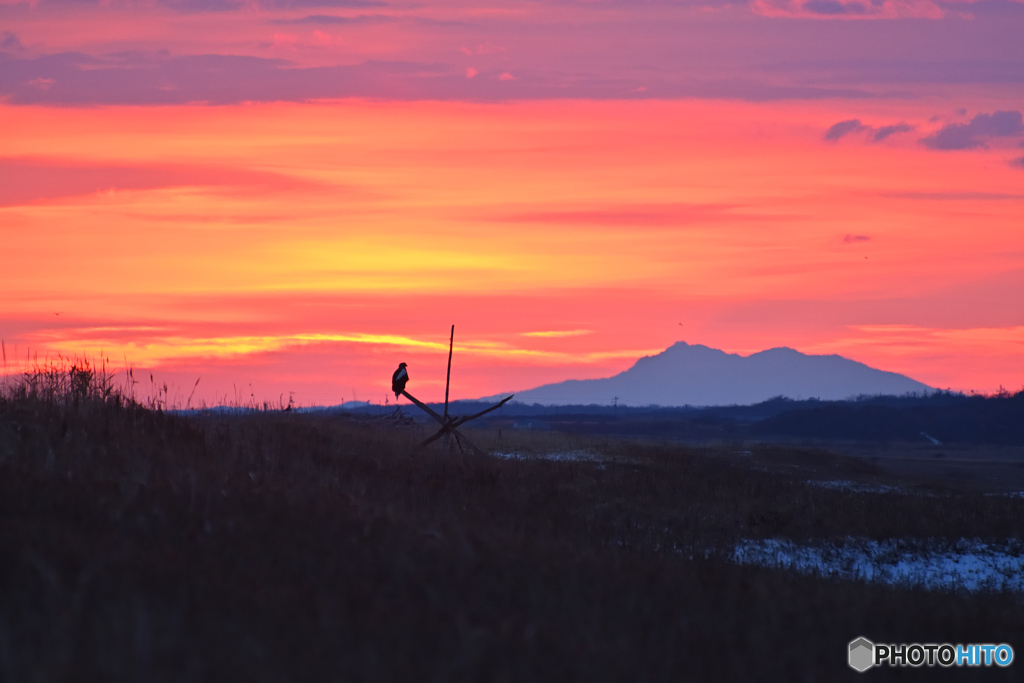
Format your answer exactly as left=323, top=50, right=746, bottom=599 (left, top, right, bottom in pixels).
left=346, top=392, right=967, bottom=420
left=388, top=391, right=1024, bottom=445
left=749, top=390, right=1024, bottom=444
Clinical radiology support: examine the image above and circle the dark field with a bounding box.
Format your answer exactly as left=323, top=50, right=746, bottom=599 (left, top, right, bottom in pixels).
left=454, top=390, right=1024, bottom=447
left=1, top=371, right=1022, bottom=681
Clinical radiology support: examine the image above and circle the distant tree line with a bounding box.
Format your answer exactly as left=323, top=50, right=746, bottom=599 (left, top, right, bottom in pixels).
left=749, top=390, right=1024, bottom=445
left=465, top=391, right=1024, bottom=445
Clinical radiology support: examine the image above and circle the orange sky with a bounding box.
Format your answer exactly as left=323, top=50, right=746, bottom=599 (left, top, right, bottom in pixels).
left=1, top=96, right=1022, bottom=405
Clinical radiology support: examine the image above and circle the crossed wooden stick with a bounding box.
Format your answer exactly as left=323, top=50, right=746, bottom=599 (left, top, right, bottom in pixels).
left=400, top=390, right=513, bottom=454
left=398, top=325, right=513, bottom=454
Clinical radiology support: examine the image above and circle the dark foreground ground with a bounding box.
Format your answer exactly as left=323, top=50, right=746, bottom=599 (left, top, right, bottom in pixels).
left=1, top=387, right=1022, bottom=681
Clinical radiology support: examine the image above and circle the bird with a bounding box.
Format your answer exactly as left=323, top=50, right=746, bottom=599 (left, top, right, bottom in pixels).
left=391, top=362, right=409, bottom=399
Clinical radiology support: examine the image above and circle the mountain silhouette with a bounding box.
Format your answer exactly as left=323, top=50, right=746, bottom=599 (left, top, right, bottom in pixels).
left=505, top=342, right=933, bottom=406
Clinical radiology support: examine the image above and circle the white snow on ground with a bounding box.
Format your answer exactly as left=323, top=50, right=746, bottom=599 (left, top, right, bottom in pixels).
left=808, top=480, right=905, bottom=494
left=485, top=451, right=1024, bottom=592
left=490, top=450, right=603, bottom=462
left=733, top=539, right=1024, bottom=592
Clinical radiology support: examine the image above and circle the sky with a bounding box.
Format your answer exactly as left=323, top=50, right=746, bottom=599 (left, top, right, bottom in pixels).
left=1, top=0, right=1022, bottom=406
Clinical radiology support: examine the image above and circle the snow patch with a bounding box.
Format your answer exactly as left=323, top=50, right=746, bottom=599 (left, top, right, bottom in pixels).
left=733, top=538, right=1024, bottom=592
left=490, top=450, right=602, bottom=462
left=808, top=479, right=905, bottom=494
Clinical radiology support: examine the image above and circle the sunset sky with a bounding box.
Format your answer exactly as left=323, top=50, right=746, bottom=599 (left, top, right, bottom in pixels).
left=1, top=0, right=1022, bottom=406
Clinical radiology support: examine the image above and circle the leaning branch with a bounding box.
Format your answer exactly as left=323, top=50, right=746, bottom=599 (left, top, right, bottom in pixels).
left=400, top=389, right=446, bottom=425
left=451, top=395, right=514, bottom=428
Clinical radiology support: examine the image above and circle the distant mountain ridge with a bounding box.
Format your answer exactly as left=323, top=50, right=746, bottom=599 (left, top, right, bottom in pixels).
left=502, top=342, right=933, bottom=407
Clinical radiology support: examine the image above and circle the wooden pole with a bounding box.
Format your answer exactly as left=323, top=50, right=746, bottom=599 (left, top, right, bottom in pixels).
left=396, top=332, right=512, bottom=455
left=443, top=324, right=454, bottom=419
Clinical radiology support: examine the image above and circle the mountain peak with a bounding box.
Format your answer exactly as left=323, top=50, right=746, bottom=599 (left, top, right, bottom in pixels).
left=748, top=346, right=808, bottom=358
left=648, top=341, right=732, bottom=359
left=506, top=342, right=932, bottom=407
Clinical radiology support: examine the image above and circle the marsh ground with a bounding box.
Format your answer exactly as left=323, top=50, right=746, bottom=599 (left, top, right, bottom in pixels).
left=1, top=387, right=1021, bottom=681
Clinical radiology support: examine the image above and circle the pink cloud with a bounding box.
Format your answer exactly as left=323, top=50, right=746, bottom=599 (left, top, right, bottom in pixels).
left=311, top=30, right=342, bottom=46
left=498, top=72, right=515, bottom=81
left=271, top=33, right=298, bottom=50
left=481, top=203, right=788, bottom=229
left=465, top=67, right=478, bottom=78
left=0, top=158, right=322, bottom=207
left=471, top=42, right=506, bottom=55
left=460, top=43, right=506, bottom=57
left=751, top=0, right=946, bottom=19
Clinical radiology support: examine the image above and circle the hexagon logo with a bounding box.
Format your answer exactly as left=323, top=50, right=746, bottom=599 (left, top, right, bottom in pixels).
left=849, top=637, right=875, bottom=672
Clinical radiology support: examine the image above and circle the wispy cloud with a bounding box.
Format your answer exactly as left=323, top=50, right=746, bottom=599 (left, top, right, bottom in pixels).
left=873, top=123, right=914, bottom=141
left=824, top=118, right=868, bottom=141
left=0, top=158, right=320, bottom=206
left=14, top=325, right=649, bottom=368
left=37, top=0, right=389, bottom=10
left=1, top=31, right=24, bottom=53
left=879, top=191, right=1024, bottom=200
left=480, top=203, right=790, bottom=229
left=521, top=330, right=592, bottom=338
left=804, top=0, right=869, bottom=16
left=824, top=118, right=915, bottom=142
left=1, top=0, right=1019, bottom=111
left=0, top=48, right=882, bottom=106
left=752, top=0, right=946, bottom=19
left=270, top=14, right=396, bottom=25
left=460, top=43, right=505, bottom=56
left=920, top=110, right=1024, bottom=150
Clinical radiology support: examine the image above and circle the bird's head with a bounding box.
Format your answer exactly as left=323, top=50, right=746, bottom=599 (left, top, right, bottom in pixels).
left=399, top=362, right=407, bottom=368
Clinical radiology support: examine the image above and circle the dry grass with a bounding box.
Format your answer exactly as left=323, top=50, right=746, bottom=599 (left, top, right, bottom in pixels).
left=0, top=365, right=1022, bottom=681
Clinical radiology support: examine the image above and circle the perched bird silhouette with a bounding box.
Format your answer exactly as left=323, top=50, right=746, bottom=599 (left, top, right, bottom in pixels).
left=391, top=362, right=409, bottom=398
